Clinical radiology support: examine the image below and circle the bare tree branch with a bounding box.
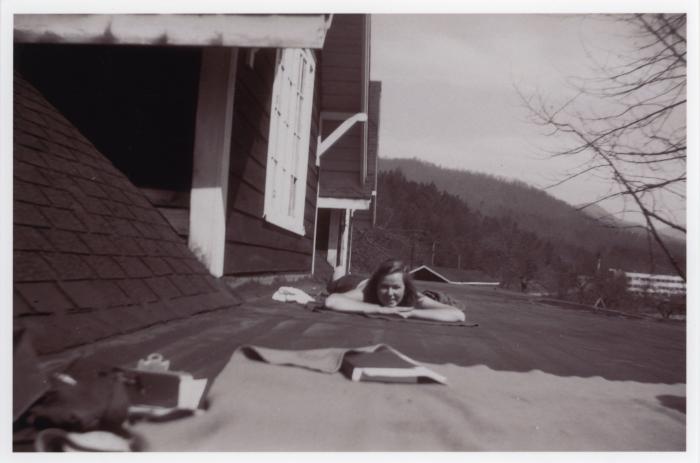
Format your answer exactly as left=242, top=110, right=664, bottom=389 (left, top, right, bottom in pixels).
left=518, top=14, right=686, bottom=279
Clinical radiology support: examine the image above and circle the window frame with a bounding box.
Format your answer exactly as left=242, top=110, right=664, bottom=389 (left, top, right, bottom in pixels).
left=263, top=48, right=316, bottom=236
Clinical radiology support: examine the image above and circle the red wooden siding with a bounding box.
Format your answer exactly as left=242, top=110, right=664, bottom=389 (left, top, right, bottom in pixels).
left=319, top=14, right=369, bottom=199
left=223, top=48, right=320, bottom=276
left=350, top=80, right=382, bottom=271
left=321, top=14, right=364, bottom=112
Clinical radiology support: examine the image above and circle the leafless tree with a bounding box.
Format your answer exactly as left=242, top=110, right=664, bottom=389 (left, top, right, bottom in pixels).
left=519, top=14, right=686, bottom=280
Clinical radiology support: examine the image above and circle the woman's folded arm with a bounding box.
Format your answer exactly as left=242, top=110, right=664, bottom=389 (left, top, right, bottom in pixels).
left=402, top=307, right=466, bottom=322
left=324, top=293, right=464, bottom=321
left=410, top=295, right=466, bottom=322
left=325, top=293, right=413, bottom=316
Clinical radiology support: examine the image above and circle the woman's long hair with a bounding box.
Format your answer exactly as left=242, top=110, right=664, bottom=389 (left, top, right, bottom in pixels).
left=363, top=259, right=419, bottom=307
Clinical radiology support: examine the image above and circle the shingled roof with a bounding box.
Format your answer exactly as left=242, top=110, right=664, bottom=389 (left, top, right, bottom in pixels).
left=13, top=73, right=242, bottom=355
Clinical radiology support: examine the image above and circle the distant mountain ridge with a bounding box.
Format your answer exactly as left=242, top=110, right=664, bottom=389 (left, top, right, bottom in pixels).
left=378, top=157, right=684, bottom=273
left=577, top=203, right=686, bottom=246
left=576, top=203, right=643, bottom=231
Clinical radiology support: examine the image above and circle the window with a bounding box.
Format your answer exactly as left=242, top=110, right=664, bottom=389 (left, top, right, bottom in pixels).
left=263, top=48, right=315, bottom=235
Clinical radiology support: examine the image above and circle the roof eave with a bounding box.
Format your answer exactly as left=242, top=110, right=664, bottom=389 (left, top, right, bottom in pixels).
left=14, top=14, right=332, bottom=49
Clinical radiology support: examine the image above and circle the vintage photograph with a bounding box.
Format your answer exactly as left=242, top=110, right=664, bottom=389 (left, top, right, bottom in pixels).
left=4, top=2, right=694, bottom=458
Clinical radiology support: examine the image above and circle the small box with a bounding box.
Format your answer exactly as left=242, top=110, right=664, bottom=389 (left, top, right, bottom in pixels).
left=121, top=369, right=185, bottom=408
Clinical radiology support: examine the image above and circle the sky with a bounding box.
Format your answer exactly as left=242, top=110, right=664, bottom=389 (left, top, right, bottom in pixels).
left=369, top=14, right=687, bottom=226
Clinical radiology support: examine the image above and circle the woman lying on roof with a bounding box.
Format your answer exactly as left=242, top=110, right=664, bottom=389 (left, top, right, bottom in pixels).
left=324, top=259, right=466, bottom=322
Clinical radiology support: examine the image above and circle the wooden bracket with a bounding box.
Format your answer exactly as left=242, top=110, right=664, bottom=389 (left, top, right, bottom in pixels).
left=316, top=111, right=367, bottom=164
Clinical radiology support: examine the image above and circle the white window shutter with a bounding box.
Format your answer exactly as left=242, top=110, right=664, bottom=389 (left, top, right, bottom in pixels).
left=263, top=48, right=315, bottom=235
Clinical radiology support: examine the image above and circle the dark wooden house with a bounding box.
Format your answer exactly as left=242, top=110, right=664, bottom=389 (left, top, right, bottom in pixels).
left=12, top=14, right=378, bottom=354
left=314, top=15, right=380, bottom=277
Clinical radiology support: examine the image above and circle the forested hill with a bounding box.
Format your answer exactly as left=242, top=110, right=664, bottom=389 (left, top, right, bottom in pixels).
left=380, top=158, right=608, bottom=251
left=370, top=158, right=684, bottom=281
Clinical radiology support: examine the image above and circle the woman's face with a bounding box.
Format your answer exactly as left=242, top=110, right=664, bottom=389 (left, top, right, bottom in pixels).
left=377, top=272, right=406, bottom=307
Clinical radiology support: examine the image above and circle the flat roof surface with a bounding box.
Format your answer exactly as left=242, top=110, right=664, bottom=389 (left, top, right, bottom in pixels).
left=30, top=280, right=687, bottom=451
left=40, top=279, right=685, bottom=386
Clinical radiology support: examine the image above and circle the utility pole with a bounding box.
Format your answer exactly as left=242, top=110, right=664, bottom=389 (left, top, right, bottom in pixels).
left=431, top=241, right=436, bottom=266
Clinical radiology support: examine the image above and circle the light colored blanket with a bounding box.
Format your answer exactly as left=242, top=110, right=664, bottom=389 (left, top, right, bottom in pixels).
left=132, top=345, right=685, bottom=451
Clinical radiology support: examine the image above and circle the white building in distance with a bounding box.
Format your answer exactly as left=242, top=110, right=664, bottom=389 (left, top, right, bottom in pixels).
left=611, top=270, right=686, bottom=297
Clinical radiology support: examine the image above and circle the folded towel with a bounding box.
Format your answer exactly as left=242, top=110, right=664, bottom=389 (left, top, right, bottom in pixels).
left=238, top=343, right=413, bottom=373
left=272, top=287, right=315, bottom=304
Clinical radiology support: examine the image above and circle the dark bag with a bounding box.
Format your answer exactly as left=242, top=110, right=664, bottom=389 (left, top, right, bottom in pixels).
left=27, top=359, right=129, bottom=433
